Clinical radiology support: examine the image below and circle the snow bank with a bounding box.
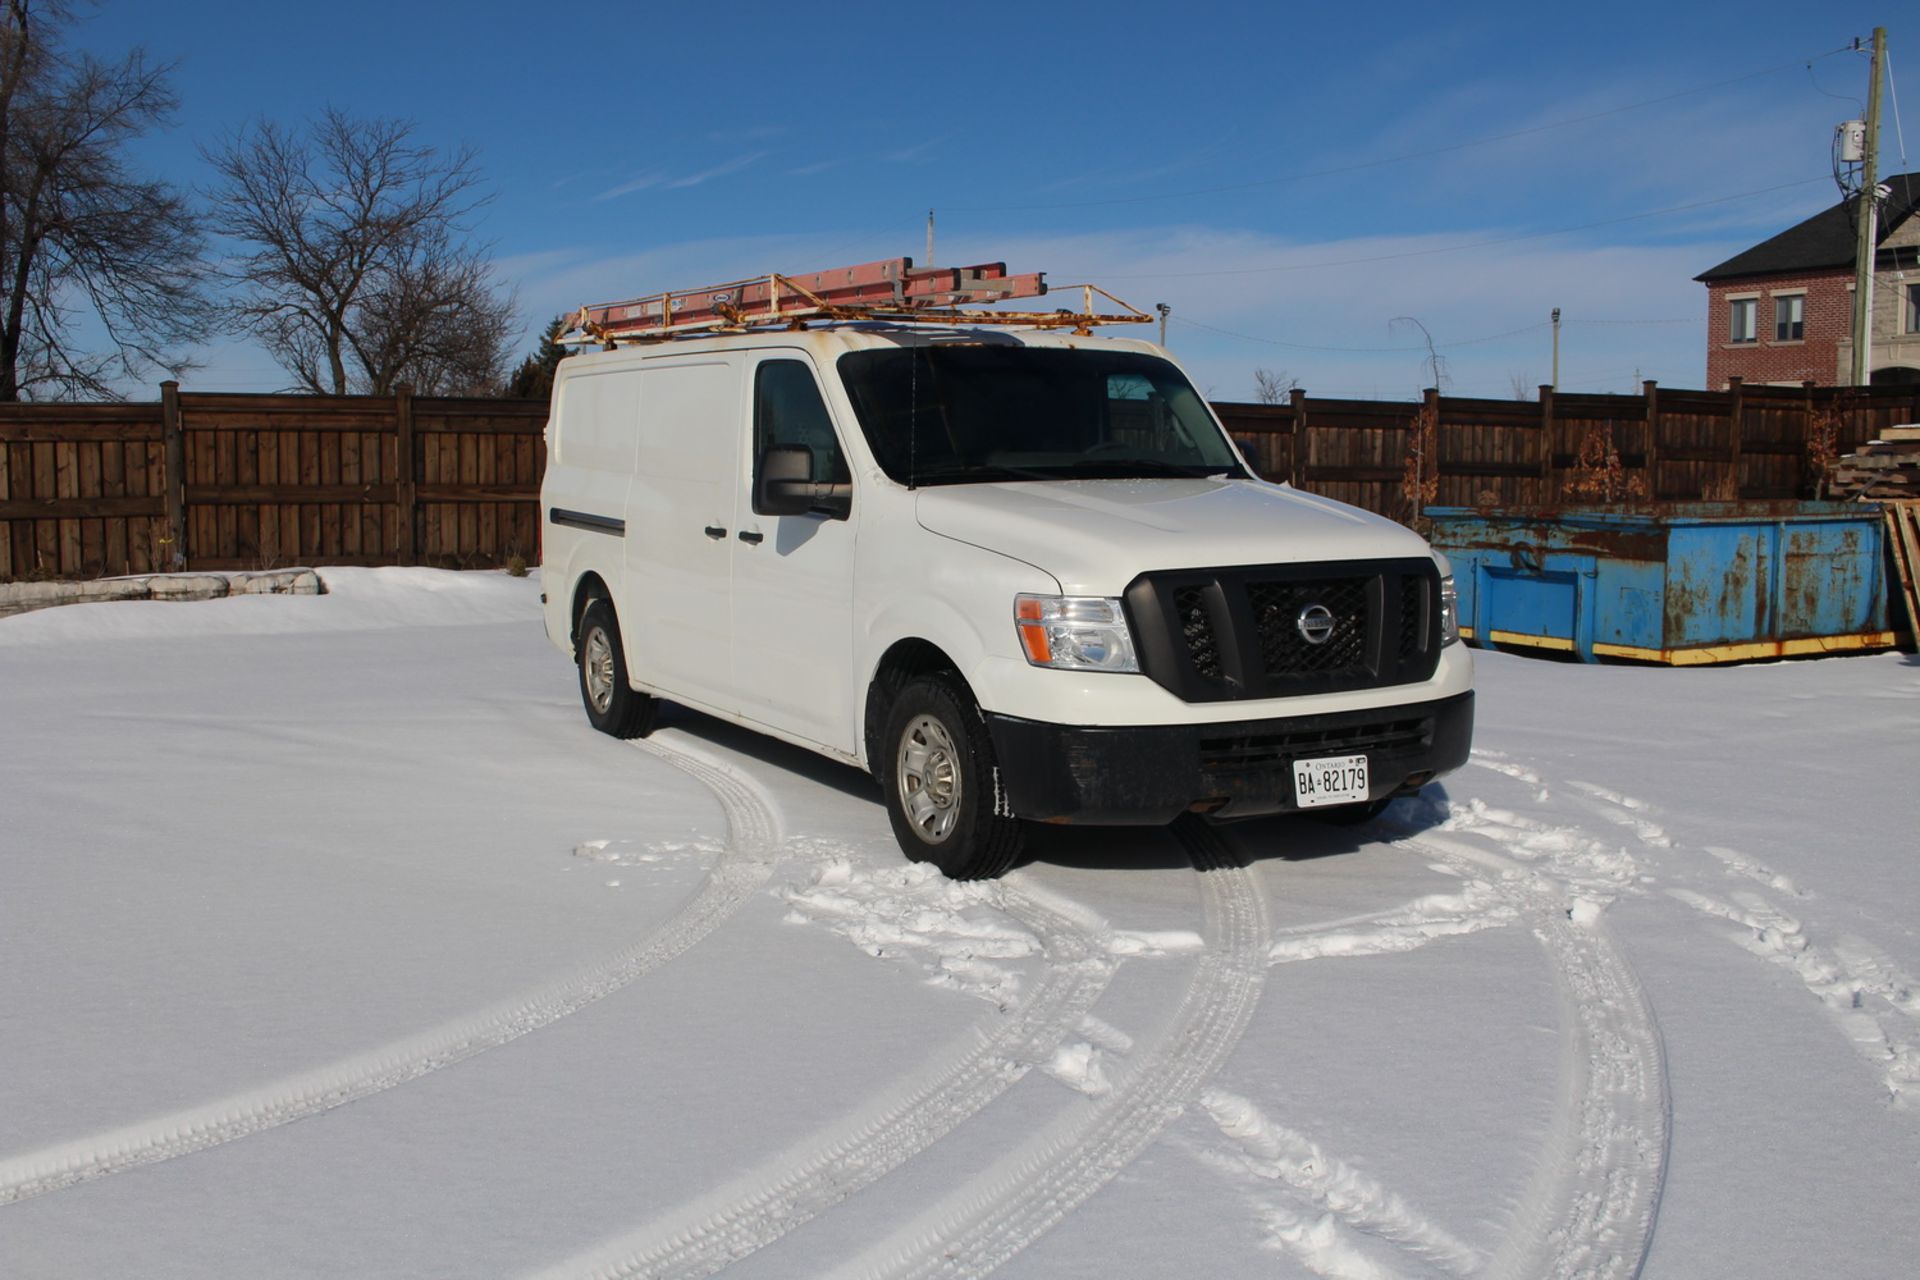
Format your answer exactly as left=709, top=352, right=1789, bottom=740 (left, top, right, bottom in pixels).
left=0, top=565, right=540, bottom=646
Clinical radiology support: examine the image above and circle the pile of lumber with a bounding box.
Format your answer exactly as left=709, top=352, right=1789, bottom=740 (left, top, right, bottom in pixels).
left=1831, top=424, right=1920, bottom=498
left=1886, top=499, right=1920, bottom=649
left=1835, top=425, right=1920, bottom=648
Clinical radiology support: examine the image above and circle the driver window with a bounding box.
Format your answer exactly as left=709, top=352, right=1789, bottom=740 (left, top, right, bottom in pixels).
left=754, top=360, right=850, bottom=485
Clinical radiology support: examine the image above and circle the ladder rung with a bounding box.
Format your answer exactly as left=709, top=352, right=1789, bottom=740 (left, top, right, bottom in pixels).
left=580, top=258, right=1048, bottom=337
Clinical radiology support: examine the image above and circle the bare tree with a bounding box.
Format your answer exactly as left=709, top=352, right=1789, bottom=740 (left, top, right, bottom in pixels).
left=1251, top=366, right=1298, bottom=405
left=1509, top=373, right=1534, bottom=401
left=0, top=0, right=208, bottom=401
left=1388, top=316, right=1449, bottom=394
left=205, top=109, right=514, bottom=395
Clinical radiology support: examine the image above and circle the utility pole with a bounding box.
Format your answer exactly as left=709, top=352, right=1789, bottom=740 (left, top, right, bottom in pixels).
left=925, top=209, right=935, bottom=268
left=1850, top=27, right=1886, bottom=386
left=1551, top=307, right=1561, bottom=389
left=1156, top=302, right=1171, bottom=347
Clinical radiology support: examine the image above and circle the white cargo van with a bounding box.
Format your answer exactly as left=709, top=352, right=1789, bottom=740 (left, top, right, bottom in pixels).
left=540, top=324, right=1472, bottom=878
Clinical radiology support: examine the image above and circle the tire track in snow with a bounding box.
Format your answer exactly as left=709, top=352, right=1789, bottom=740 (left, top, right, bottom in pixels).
left=533, top=877, right=1116, bottom=1280
left=1553, top=778, right=1914, bottom=1107
left=1668, top=887, right=1920, bottom=1106
left=1398, top=826, right=1669, bottom=1280
left=1266, top=873, right=1520, bottom=964
left=854, top=817, right=1271, bottom=1280
left=0, top=732, right=778, bottom=1207
left=1192, top=1087, right=1482, bottom=1277
left=1166, top=799, right=1660, bottom=1280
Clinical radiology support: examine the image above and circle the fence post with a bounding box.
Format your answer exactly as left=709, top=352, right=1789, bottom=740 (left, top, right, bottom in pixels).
left=1803, top=380, right=1819, bottom=498
left=160, top=380, right=186, bottom=570
left=1287, top=386, right=1307, bottom=488
left=1642, top=380, right=1660, bottom=501
left=1538, top=384, right=1555, bottom=501
left=1420, top=386, right=1440, bottom=516
left=395, top=383, right=417, bottom=565
left=1727, top=375, right=1745, bottom=499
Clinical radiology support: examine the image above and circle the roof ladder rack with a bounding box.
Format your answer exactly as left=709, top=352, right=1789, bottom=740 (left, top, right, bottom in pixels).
left=568, top=257, right=1150, bottom=344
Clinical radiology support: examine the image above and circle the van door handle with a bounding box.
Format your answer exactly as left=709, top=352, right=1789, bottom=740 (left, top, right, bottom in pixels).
left=738, top=530, right=764, bottom=545
left=703, top=525, right=727, bottom=540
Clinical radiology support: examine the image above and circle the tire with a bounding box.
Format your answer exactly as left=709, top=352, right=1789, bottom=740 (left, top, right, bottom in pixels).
left=576, top=598, right=657, bottom=739
left=880, top=674, right=1024, bottom=880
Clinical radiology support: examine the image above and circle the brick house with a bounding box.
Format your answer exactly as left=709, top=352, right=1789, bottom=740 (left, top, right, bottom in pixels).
left=1696, top=171, right=1920, bottom=388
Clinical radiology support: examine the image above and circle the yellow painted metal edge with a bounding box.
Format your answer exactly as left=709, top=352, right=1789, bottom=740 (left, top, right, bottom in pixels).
left=1486, top=629, right=1577, bottom=652
left=1458, top=625, right=1477, bottom=640
left=1591, top=632, right=1897, bottom=666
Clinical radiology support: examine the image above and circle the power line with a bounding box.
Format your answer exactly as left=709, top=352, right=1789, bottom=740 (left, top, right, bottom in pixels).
left=943, top=46, right=1855, bottom=213
left=1565, top=317, right=1697, bottom=326
left=1173, top=314, right=1549, bottom=354
left=1885, top=49, right=1914, bottom=213
left=1070, top=177, right=1831, bottom=281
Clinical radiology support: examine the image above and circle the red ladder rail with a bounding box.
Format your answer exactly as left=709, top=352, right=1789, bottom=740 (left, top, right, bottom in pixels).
left=579, top=258, right=1047, bottom=337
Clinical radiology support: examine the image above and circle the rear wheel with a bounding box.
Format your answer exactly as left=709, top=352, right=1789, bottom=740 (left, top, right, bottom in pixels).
left=881, top=674, right=1023, bottom=880
left=577, top=598, right=656, bottom=739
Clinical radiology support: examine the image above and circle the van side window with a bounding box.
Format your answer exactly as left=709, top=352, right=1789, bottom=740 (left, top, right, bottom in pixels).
left=754, top=360, right=850, bottom=486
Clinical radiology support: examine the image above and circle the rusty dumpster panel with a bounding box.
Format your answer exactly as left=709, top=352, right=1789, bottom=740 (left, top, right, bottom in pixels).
left=1427, top=502, right=1894, bottom=664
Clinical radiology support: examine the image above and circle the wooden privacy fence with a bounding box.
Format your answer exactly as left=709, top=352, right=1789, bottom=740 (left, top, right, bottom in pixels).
left=0, top=384, right=547, bottom=581
left=7, top=377, right=1920, bottom=582
left=1216, top=378, right=1920, bottom=517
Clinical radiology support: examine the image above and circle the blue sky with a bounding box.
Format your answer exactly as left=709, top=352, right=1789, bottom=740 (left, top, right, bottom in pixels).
left=71, top=0, right=1917, bottom=400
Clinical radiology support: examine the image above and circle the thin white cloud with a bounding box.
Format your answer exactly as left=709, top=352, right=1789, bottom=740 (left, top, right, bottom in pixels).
left=594, top=170, right=668, bottom=201
left=591, top=151, right=769, bottom=200
left=664, top=151, right=767, bottom=189
left=882, top=133, right=956, bottom=164
left=936, top=225, right=1725, bottom=399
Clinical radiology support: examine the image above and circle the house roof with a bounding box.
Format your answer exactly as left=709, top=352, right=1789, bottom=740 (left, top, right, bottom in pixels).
left=1695, top=170, right=1920, bottom=282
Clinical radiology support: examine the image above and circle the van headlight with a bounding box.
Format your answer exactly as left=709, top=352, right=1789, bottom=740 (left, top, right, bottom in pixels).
left=1014, top=595, right=1139, bottom=672
left=1440, top=574, right=1461, bottom=646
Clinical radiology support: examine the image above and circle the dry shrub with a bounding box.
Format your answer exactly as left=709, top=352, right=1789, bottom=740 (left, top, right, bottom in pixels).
left=1398, top=399, right=1440, bottom=529
left=1698, top=472, right=1738, bottom=501
left=1563, top=423, right=1648, bottom=504
left=1804, top=392, right=1852, bottom=500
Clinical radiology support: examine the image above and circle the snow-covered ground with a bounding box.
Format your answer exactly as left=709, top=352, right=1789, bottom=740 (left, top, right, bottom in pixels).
left=2, top=567, right=1915, bottom=1279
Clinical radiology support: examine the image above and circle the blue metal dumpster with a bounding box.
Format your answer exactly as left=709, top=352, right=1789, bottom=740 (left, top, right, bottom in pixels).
left=1427, top=502, right=1895, bottom=664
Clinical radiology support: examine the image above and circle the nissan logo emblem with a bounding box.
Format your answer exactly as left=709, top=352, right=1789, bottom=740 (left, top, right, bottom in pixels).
left=1296, top=603, right=1336, bottom=645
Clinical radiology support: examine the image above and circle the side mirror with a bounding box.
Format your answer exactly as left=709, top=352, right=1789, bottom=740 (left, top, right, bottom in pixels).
left=756, top=444, right=851, bottom=519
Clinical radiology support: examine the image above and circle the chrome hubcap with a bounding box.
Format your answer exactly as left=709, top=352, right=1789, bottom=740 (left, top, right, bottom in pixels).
left=583, top=627, right=616, bottom=714
left=898, top=714, right=962, bottom=844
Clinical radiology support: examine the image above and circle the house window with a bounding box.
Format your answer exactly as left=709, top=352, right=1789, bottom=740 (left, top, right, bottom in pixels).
left=1774, top=294, right=1804, bottom=341
left=1729, top=297, right=1757, bottom=344
left=1908, top=283, right=1920, bottom=334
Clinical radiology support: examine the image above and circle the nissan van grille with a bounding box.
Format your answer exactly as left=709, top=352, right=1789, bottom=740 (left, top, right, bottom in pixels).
left=1123, top=557, right=1442, bottom=703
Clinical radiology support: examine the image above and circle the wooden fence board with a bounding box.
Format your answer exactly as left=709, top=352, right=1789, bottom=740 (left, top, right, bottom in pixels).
left=7, top=382, right=1920, bottom=581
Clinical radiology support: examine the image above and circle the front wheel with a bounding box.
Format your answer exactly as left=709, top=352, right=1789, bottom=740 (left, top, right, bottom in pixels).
left=577, top=598, right=657, bottom=739
left=880, top=675, right=1024, bottom=880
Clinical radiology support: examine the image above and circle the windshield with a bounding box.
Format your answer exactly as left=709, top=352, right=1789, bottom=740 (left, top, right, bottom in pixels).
left=835, top=345, right=1247, bottom=486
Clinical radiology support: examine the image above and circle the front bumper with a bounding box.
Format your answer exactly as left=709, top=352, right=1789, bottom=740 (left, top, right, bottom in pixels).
left=985, top=690, right=1473, bottom=824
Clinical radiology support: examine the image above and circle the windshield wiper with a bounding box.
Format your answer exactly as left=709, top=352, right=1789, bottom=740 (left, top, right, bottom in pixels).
left=1060, top=458, right=1239, bottom=479
left=908, top=462, right=1057, bottom=486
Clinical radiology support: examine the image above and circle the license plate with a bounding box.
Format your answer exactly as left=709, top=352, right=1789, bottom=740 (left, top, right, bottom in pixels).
left=1292, top=754, right=1369, bottom=808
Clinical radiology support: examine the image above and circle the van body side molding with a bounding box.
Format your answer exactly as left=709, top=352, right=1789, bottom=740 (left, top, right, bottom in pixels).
left=549, top=507, right=626, bottom=537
